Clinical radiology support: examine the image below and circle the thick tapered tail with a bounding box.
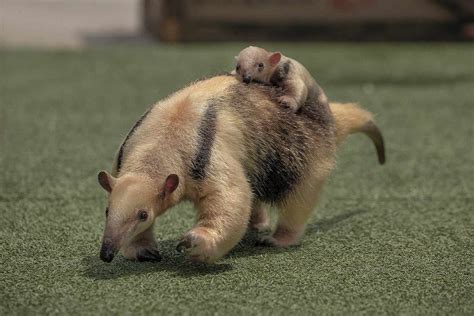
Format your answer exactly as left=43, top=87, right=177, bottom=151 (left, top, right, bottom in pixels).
left=329, top=102, right=386, bottom=164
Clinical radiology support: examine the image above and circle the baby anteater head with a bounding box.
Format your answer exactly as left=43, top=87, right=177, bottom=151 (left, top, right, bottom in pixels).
left=97, top=171, right=179, bottom=263
left=234, top=46, right=282, bottom=84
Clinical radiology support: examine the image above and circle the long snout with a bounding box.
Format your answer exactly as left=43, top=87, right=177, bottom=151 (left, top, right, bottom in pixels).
left=100, top=237, right=118, bottom=263
left=243, top=74, right=252, bottom=84
left=100, top=217, right=128, bottom=263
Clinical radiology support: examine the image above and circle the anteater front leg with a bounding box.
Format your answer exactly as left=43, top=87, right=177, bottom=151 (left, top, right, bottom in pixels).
left=278, top=78, right=308, bottom=112
left=177, top=168, right=252, bottom=263
left=121, top=226, right=161, bottom=262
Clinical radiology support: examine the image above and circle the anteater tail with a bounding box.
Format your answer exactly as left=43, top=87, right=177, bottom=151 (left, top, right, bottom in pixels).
left=329, top=102, right=386, bottom=164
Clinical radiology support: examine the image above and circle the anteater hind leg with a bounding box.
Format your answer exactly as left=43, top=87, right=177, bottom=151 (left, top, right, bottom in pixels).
left=249, top=201, right=271, bottom=232
left=260, top=180, right=325, bottom=247
left=176, top=164, right=252, bottom=263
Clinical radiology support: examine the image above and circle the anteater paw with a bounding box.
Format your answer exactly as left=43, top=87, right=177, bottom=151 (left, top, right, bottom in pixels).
left=176, top=228, right=217, bottom=263
left=278, top=96, right=299, bottom=112
left=256, top=235, right=301, bottom=248
left=136, top=247, right=162, bottom=262
left=255, top=236, right=278, bottom=247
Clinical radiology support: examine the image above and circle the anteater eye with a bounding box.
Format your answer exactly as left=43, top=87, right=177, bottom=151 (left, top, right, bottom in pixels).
left=257, top=63, right=264, bottom=71
left=138, top=210, right=148, bottom=221
left=105, top=207, right=109, bottom=217
left=236, top=64, right=241, bottom=71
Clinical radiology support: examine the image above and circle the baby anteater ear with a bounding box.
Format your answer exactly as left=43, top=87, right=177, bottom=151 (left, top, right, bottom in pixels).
left=98, top=171, right=116, bottom=193
left=269, top=52, right=281, bottom=66
left=160, top=174, right=179, bottom=198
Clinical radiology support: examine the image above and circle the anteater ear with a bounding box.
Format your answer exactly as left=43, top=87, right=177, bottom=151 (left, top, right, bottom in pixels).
left=98, top=171, right=116, bottom=193
left=234, top=55, right=238, bottom=60
left=160, top=174, right=179, bottom=198
left=269, top=52, right=281, bottom=65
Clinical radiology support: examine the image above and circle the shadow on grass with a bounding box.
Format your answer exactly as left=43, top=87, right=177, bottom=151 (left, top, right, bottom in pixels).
left=82, top=239, right=233, bottom=281
left=82, top=209, right=366, bottom=280
left=306, top=209, right=367, bottom=234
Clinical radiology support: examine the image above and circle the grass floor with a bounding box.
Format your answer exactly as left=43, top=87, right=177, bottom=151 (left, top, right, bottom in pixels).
left=0, top=43, right=473, bottom=315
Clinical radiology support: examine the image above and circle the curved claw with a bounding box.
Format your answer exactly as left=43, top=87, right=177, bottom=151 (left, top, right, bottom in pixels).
left=255, top=237, right=276, bottom=247
left=176, top=238, right=192, bottom=254
left=136, top=248, right=162, bottom=262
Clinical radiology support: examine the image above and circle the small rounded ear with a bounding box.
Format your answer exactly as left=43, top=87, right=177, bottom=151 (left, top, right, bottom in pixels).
left=234, top=55, right=238, bottom=60
left=269, top=52, right=281, bottom=66
left=98, top=171, right=116, bottom=193
left=160, top=174, right=179, bottom=198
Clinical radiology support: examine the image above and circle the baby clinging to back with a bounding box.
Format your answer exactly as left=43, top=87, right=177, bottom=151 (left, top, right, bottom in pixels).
left=232, top=46, right=326, bottom=112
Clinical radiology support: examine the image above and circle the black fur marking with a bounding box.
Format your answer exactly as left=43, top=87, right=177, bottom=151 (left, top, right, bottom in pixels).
left=225, top=82, right=334, bottom=203
left=190, top=104, right=217, bottom=180
left=248, top=148, right=305, bottom=203
left=270, top=60, right=291, bottom=85
left=116, top=107, right=152, bottom=173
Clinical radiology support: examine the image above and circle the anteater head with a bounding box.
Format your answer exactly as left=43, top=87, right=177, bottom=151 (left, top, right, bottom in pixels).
left=234, top=46, right=282, bottom=84
left=97, top=171, right=179, bottom=263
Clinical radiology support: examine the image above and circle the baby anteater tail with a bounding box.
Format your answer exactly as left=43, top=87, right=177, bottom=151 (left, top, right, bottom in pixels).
left=330, top=102, right=386, bottom=164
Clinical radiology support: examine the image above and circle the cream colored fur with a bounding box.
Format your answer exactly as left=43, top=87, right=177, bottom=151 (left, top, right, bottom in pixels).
left=99, top=76, right=384, bottom=263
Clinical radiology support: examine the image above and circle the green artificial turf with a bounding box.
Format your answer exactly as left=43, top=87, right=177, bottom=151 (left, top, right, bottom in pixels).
left=0, top=43, right=473, bottom=315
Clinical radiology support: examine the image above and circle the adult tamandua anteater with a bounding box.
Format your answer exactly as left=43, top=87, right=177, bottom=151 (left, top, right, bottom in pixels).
left=97, top=75, right=385, bottom=263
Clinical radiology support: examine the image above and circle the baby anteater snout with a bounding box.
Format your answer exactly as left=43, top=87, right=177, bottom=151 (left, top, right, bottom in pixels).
left=243, top=74, right=252, bottom=84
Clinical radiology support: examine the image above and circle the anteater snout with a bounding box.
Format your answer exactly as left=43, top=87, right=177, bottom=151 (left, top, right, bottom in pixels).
left=100, top=239, right=117, bottom=263
left=243, top=75, right=252, bottom=84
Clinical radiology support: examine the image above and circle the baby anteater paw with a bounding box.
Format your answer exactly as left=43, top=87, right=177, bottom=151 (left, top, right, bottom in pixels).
left=278, top=96, right=299, bottom=112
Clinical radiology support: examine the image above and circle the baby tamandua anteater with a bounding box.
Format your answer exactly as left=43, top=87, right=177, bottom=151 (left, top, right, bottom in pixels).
left=232, top=46, right=326, bottom=112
